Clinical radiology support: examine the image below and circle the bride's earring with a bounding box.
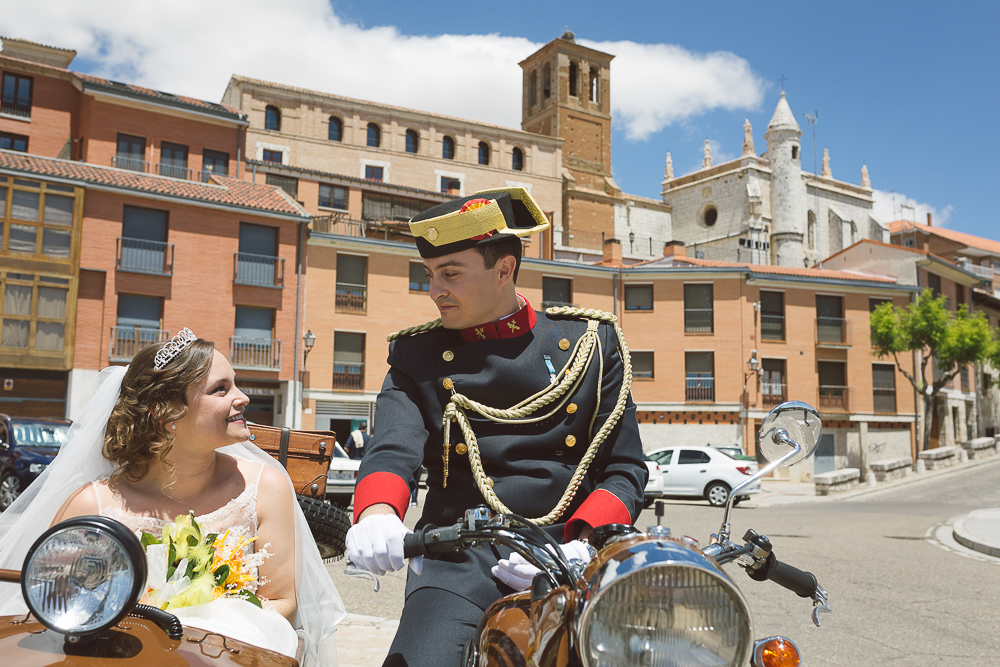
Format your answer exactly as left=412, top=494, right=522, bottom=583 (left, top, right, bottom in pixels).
left=171, top=422, right=176, bottom=430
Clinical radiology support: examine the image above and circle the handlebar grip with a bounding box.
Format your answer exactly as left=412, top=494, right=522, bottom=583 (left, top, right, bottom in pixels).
left=403, top=532, right=425, bottom=559
left=767, top=558, right=818, bottom=599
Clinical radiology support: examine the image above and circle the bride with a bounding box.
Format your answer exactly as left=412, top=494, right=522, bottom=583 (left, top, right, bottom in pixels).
left=0, top=328, right=346, bottom=665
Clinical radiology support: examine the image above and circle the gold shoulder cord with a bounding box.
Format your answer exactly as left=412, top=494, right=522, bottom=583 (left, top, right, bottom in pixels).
left=387, top=318, right=443, bottom=342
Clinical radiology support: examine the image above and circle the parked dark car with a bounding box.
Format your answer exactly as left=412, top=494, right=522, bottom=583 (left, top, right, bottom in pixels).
left=0, top=414, right=72, bottom=511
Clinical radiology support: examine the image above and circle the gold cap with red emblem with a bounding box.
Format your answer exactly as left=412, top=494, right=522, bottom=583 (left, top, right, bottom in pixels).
left=409, top=187, right=549, bottom=258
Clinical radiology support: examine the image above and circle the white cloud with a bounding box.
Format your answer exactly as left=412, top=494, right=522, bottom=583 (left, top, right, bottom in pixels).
left=872, top=189, right=953, bottom=227
left=2, top=0, right=764, bottom=140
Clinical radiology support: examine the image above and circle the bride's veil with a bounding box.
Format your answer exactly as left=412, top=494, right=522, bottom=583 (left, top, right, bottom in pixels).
left=0, top=366, right=347, bottom=666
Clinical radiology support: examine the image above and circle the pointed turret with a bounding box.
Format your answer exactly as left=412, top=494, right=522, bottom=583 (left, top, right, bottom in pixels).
left=664, top=152, right=673, bottom=180
left=765, top=92, right=806, bottom=267
left=742, top=118, right=755, bottom=157
left=702, top=140, right=713, bottom=169
left=767, top=92, right=800, bottom=133
left=821, top=148, right=831, bottom=178
left=861, top=164, right=871, bottom=190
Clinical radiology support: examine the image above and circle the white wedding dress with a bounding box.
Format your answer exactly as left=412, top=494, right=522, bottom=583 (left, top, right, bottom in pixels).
left=95, top=462, right=299, bottom=658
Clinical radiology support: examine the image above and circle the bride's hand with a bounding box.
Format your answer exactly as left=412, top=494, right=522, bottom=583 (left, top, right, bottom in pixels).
left=346, top=513, right=423, bottom=576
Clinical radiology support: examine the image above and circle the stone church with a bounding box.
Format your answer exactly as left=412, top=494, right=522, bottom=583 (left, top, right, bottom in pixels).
left=661, top=92, right=886, bottom=267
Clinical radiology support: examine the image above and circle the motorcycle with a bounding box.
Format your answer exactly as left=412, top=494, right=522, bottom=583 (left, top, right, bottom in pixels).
left=353, top=401, right=832, bottom=667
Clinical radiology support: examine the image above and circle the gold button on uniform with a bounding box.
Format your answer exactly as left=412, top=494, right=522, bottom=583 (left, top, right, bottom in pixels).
left=455, top=443, right=468, bottom=455
left=426, top=227, right=439, bottom=241
left=566, top=403, right=578, bottom=414
left=442, top=350, right=454, bottom=362
left=558, top=338, right=570, bottom=350
left=565, top=435, right=577, bottom=447
left=443, top=378, right=454, bottom=390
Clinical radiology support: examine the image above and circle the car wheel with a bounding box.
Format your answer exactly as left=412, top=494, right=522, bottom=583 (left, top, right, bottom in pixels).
left=0, top=471, right=20, bottom=511
left=705, top=482, right=731, bottom=507
left=297, top=494, right=351, bottom=560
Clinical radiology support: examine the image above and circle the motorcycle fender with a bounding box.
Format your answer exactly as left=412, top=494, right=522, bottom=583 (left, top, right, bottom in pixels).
left=528, top=585, right=575, bottom=667
left=475, top=592, right=532, bottom=667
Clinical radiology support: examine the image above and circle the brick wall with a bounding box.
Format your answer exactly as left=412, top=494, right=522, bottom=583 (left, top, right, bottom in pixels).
left=0, top=68, right=79, bottom=158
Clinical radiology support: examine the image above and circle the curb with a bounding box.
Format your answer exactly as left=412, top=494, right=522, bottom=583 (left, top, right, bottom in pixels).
left=952, top=509, right=1000, bottom=559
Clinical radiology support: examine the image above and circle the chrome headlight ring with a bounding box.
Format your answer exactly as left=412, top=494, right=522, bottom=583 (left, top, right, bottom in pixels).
left=21, top=515, right=146, bottom=640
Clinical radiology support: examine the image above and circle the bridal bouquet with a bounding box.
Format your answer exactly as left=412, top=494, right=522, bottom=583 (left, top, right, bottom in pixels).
left=140, top=512, right=263, bottom=611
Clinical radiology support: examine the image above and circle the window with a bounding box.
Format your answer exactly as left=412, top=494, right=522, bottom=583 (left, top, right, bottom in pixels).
left=816, top=295, right=845, bottom=343
left=684, top=284, right=713, bottom=333
left=265, top=173, right=298, bottom=199
left=678, top=450, right=711, bottom=465
left=0, top=132, right=27, bottom=152
left=115, top=133, right=146, bottom=172
left=760, top=291, right=784, bottom=340
left=110, top=294, right=163, bottom=360
left=236, top=223, right=282, bottom=287
left=365, top=165, right=384, bottom=181
left=262, top=149, right=282, bottom=164
left=442, top=136, right=455, bottom=160
left=1, top=273, right=68, bottom=351
left=512, top=147, right=524, bottom=171
left=530, top=70, right=538, bottom=107
left=409, top=262, right=430, bottom=292
left=589, top=66, right=599, bottom=102
left=818, top=361, right=848, bottom=411
left=927, top=273, right=942, bottom=298
left=955, top=284, right=966, bottom=306
left=478, top=141, right=490, bottom=166
left=624, top=284, right=653, bottom=311
left=202, top=149, right=229, bottom=179
left=542, top=276, right=572, bottom=309
left=405, top=129, right=419, bottom=153
left=336, top=254, right=367, bottom=313
left=702, top=206, right=718, bottom=227
left=232, top=306, right=279, bottom=370
left=367, top=123, right=381, bottom=148
left=873, top=363, right=896, bottom=413
left=542, top=62, right=551, bottom=99
left=329, top=116, right=343, bottom=142
left=807, top=211, right=816, bottom=249
left=960, top=366, right=970, bottom=392
left=119, top=205, right=170, bottom=274
left=333, top=332, right=365, bottom=391
left=362, top=193, right=432, bottom=221
left=685, top=352, right=715, bottom=402
left=762, top=359, right=786, bottom=406
left=791, top=145, right=799, bottom=160
left=631, top=351, right=654, bottom=379
left=569, top=62, right=579, bottom=97
left=1, top=178, right=76, bottom=260
left=440, top=177, right=460, bottom=194
left=264, top=105, right=281, bottom=131
left=649, top=449, right=673, bottom=465
left=158, top=141, right=189, bottom=179
left=319, top=184, right=347, bottom=210
left=1, top=73, right=32, bottom=118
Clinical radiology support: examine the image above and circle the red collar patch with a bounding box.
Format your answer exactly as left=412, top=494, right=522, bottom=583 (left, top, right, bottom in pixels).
left=459, top=295, right=537, bottom=343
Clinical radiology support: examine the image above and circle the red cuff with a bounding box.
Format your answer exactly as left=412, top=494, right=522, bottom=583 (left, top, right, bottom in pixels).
left=353, top=472, right=411, bottom=523
left=564, top=489, right=631, bottom=541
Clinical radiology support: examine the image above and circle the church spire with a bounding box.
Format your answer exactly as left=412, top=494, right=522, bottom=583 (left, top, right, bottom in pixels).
left=664, top=152, right=673, bottom=180
left=821, top=148, right=831, bottom=178
left=861, top=164, right=872, bottom=189
left=742, top=118, right=755, bottom=157
left=702, top=140, right=713, bottom=169
left=767, top=92, right=800, bottom=133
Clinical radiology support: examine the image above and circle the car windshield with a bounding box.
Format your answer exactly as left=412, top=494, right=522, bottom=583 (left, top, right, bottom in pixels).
left=12, top=422, right=71, bottom=448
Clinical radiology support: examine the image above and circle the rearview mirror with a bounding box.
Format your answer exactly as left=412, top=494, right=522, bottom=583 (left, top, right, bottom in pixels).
left=758, top=401, right=822, bottom=466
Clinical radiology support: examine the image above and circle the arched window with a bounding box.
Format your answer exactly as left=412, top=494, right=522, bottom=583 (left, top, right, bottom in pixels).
left=512, top=147, right=524, bottom=172
left=405, top=129, right=419, bottom=153
left=442, top=136, right=455, bottom=160
left=569, top=62, right=578, bottom=97
left=529, top=70, right=538, bottom=107
left=478, top=141, right=490, bottom=166
left=328, top=116, right=343, bottom=142
left=367, top=123, right=381, bottom=148
left=589, top=67, right=599, bottom=102
left=264, top=105, right=280, bottom=131
left=542, top=63, right=551, bottom=99
left=807, top=211, right=816, bottom=249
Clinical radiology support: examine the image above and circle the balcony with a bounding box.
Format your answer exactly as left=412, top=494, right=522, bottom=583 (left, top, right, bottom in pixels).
left=336, top=283, right=367, bottom=313
left=762, top=382, right=787, bottom=407
left=818, top=385, right=851, bottom=412
left=229, top=337, right=281, bottom=371
left=109, top=326, right=170, bottom=362
left=873, top=388, right=897, bottom=414
left=234, top=253, right=284, bottom=288
left=684, top=309, right=714, bottom=334
left=686, top=376, right=715, bottom=403
left=958, top=260, right=994, bottom=280
left=312, top=214, right=366, bottom=237
left=761, top=314, right=785, bottom=341
left=1, top=94, right=31, bottom=118
left=117, top=237, right=173, bottom=275
left=333, top=363, right=364, bottom=391
left=111, top=155, right=150, bottom=173
left=157, top=162, right=192, bottom=180
left=816, top=317, right=851, bottom=346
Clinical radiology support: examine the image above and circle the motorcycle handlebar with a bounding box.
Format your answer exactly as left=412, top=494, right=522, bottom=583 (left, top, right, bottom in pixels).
left=765, top=557, right=818, bottom=599
left=402, top=531, right=424, bottom=559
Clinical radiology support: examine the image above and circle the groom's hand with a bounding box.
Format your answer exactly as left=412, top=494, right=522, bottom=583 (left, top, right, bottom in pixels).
left=346, top=510, right=422, bottom=576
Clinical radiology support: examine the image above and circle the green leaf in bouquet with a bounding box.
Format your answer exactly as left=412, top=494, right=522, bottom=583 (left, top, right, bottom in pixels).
left=213, top=564, right=230, bottom=585
left=140, top=532, right=162, bottom=549
left=236, top=590, right=263, bottom=608
left=166, top=542, right=177, bottom=579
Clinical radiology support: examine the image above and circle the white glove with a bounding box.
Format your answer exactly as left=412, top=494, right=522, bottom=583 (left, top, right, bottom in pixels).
left=491, top=540, right=593, bottom=591
left=346, top=513, right=423, bottom=576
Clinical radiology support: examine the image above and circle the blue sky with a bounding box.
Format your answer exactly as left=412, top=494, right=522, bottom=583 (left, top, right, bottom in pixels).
left=7, top=1, right=998, bottom=239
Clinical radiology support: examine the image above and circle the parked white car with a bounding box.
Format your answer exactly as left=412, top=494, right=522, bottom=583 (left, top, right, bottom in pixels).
left=646, top=445, right=760, bottom=507
left=326, top=442, right=361, bottom=507
left=643, top=454, right=665, bottom=508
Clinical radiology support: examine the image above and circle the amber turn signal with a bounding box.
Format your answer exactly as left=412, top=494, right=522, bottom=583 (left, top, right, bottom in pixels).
left=754, top=637, right=800, bottom=667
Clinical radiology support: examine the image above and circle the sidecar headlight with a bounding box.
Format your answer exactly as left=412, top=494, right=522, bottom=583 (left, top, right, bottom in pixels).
left=578, top=539, right=752, bottom=667
left=22, top=516, right=146, bottom=638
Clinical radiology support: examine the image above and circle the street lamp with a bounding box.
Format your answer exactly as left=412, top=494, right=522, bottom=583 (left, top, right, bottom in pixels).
left=746, top=349, right=759, bottom=374
left=302, top=330, right=316, bottom=369
left=742, top=349, right=761, bottom=457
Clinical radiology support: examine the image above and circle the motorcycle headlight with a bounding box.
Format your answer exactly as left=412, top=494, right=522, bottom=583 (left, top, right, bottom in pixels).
left=578, top=538, right=752, bottom=667
left=21, top=516, right=146, bottom=639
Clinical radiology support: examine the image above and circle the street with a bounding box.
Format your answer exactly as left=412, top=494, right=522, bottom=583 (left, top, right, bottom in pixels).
left=330, top=458, right=1000, bottom=666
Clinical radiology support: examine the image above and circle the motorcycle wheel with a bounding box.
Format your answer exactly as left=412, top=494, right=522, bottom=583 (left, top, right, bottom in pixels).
left=297, top=495, right=350, bottom=560
left=705, top=482, right=731, bottom=507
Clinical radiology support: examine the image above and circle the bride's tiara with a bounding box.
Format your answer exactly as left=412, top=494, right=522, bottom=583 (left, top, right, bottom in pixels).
left=154, top=328, right=198, bottom=370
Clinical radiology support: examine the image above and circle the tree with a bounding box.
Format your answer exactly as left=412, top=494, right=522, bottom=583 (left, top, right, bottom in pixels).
left=870, top=289, right=996, bottom=451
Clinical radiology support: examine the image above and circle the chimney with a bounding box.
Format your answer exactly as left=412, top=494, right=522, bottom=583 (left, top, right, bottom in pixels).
left=603, top=238, right=622, bottom=264
left=927, top=212, right=933, bottom=227
left=663, top=240, right=686, bottom=258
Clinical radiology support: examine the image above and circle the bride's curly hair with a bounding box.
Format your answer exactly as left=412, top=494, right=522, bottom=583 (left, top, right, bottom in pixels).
left=103, top=338, right=215, bottom=484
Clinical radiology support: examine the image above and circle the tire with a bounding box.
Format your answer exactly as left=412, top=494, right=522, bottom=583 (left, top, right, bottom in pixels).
left=0, top=471, right=20, bottom=512
left=297, top=494, right=350, bottom=560
left=705, top=482, right=731, bottom=507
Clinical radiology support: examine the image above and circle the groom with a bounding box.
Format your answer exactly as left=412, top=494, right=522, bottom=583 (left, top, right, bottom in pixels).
left=346, top=187, right=647, bottom=666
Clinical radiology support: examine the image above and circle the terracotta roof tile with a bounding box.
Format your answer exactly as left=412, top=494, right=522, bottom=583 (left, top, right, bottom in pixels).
left=887, top=220, right=1000, bottom=257
left=0, top=150, right=307, bottom=218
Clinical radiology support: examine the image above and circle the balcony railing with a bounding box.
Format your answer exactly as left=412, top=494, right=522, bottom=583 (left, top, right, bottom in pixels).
left=762, top=382, right=787, bottom=407
left=336, top=283, right=367, bottom=313
left=818, top=385, right=851, bottom=412
left=1, top=94, right=31, bottom=118
left=229, top=337, right=281, bottom=371
left=117, top=237, right=173, bottom=275
left=198, top=169, right=227, bottom=183
left=234, top=253, right=284, bottom=288
left=873, top=388, right=897, bottom=413
left=958, top=260, right=994, bottom=280
left=686, top=376, right=715, bottom=403
left=333, top=363, right=364, bottom=391
left=157, top=162, right=192, bottom=180
left=112, top=155, right=150, bottom=173
left=761, top=314, right=785, bottom=340
left=816, top=317, right=850, bottom=345
left=684, top=309, right=714, bottom=334
left=312, top=214, right=366, bottom=237
left=109, top=326, right=170, bottom=362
